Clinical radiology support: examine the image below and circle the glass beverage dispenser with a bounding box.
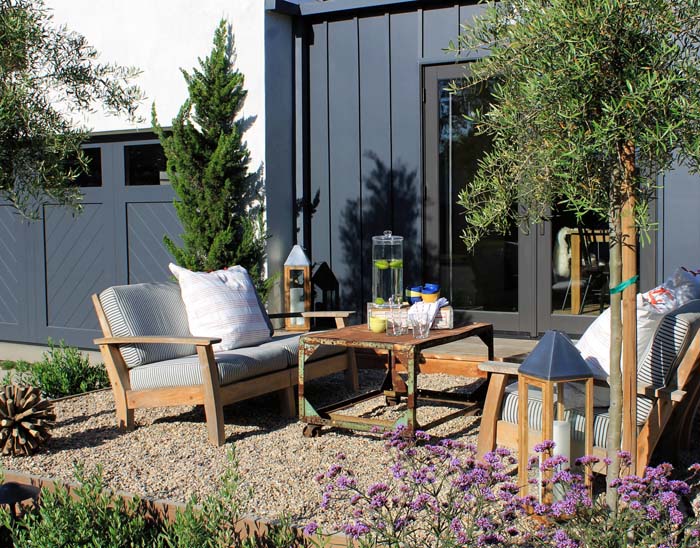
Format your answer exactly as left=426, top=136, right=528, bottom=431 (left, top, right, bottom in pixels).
left=372, top=230, right=403, bottom=306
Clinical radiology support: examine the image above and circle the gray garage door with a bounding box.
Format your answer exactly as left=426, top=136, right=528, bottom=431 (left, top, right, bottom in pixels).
left=0, top=133, right=183, bottom=349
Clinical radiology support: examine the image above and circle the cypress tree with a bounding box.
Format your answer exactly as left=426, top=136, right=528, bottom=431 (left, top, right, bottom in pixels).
left=153, top=20, right=270, bottom=299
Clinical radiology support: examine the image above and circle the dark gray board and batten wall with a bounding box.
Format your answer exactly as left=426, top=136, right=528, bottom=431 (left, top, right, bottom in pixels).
left=265, top=0, right=488, bottom=318
left=265, top=0, right=698, bottom=330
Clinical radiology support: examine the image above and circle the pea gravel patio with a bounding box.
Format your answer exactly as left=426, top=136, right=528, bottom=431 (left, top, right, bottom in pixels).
left=0, top=370, right=487, bottom=527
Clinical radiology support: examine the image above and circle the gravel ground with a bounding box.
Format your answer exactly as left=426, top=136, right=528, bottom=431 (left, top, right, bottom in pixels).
left=0, top=370, right=485, bottom=527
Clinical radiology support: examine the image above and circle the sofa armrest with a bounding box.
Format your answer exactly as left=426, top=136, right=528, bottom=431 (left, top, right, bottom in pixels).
left=303, top=311, right=353, bottom=328
left=478, top=360, right=520, bottom=376
left=302, top=311, right=353, bottom=319
left=268, top=311, right=354, bottom=329
left=94, top=336, right=221, bottom=347
left=268, top=311, right=354, bottom=319
left=637, top=382, right=686, bottom=403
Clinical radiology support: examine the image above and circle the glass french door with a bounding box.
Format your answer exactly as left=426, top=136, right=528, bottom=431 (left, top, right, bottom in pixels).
left=423, top=63, right=536, bottom=333
left=423, top=64, right=654, bottom=336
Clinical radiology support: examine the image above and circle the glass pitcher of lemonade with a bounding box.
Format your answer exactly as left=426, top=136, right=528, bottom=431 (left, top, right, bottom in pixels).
left=372, top=230, right=403, bottom=306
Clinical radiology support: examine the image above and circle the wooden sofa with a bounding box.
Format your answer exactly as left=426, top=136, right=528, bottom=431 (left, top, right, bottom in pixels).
left=92, top=282, right=357, bottom=446
left=476, top=300, right=700, bottom=476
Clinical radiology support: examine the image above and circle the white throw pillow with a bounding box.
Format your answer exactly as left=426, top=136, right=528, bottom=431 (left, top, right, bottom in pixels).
left=169, top=263, right=272, bottom=352
left=575, top=294, right=664, bottom=379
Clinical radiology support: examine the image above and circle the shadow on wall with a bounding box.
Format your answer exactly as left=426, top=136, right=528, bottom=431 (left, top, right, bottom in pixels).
left=338, top=152, right=421, bottom=318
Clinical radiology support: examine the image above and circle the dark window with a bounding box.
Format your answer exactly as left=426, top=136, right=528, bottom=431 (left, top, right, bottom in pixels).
left=124, top=144, right=168, bottom=186
left=74, top=147, right=102, bottom=187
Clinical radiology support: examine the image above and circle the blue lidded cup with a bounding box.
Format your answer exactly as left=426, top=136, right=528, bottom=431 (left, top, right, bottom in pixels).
left=407, top=286, right=423, bottom=304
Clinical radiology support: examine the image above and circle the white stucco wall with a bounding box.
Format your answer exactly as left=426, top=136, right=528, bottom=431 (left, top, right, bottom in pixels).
left=45, top=0, right=266, bottom=171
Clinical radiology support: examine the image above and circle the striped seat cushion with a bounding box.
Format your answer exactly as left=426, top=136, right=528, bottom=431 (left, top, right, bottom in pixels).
left=99, top=283, right=195, bottom=369
left=129, top=344, right=289, bottom=390
left=500, top=388, right=653, bottom=448
left=264, top=333, right=345, bottom=366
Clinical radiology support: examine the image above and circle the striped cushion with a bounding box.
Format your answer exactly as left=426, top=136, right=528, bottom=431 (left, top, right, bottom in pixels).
left=500, top=388, right=652, bottom=448
left=170, top=264, right=271, bottom=352
left=638, top=301, right=700, bottom=388
left=99, top=283, right=195, bottom=368
left=129, top=344, right=288, bottom=390
left=498, top=301, right=700, bottom=451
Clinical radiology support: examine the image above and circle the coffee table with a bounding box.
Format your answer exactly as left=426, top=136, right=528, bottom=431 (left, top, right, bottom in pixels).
left=298, top=323, right=494, bottom=437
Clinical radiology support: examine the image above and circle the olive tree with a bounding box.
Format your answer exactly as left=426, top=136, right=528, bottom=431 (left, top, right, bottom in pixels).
left=0, top=0, right=143, bottom=217
left=455, top=0, right=700, bottom=506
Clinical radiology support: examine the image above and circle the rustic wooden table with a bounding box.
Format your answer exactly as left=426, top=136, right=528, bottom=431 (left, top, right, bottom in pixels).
left=298, top=322, right=494, bottom=437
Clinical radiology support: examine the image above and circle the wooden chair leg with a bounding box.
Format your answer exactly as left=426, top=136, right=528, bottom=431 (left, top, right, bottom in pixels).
left=198, top=345, right=225, bottom=446
left=115, top=394, right=135, bottom=431
left=99, top=344, right=135, bottom=431
left=279, top=386, right=296, bottom=417
left=344, top=349, right=359, bottom=392
left=477, top=373, right=510, bottom=459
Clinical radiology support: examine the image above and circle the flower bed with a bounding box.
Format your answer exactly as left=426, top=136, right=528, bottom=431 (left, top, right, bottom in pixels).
left=309, top=428, right=700, bottom=547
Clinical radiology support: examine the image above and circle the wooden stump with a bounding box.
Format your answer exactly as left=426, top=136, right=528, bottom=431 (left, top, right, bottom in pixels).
left=0, top=385, right=55, bottom=456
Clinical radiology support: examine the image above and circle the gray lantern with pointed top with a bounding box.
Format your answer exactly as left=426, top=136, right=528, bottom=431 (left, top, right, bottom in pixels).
left=517, top=330, right=595, bottom=499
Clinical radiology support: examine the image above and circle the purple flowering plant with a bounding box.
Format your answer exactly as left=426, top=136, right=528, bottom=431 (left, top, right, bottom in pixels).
left=533, top=456, right=700, bottom=548
left=310, top=426, right=526, bottom=547
left=308, top=428, right=700, bottom=548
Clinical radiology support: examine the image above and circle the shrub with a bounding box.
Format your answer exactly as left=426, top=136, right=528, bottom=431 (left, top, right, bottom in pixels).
left=0, top=464, right=159, bottom=547
left=310, top=428, right=700, bottom=548
left=4, top=339, right=108, bottom=398
left=0, top=449, right=302, bottom=548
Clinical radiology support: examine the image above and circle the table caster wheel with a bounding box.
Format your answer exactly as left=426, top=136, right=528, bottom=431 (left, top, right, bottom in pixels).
left=303, top=425, right=321, bottom=438
left=385, top=396, right=400, bottom=406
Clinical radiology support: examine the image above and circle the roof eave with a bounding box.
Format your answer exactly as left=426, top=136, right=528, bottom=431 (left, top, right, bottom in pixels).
left=266, top=0, right=450, bottom=17
left=299, top=0, right=418, bottom=16
left=265, top=0, right=301, bottom=16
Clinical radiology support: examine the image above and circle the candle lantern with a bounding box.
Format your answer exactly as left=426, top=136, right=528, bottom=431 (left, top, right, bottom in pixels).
left=517, top=330, right=595, bottom=501
left=284, top=245, right=312, bottom=331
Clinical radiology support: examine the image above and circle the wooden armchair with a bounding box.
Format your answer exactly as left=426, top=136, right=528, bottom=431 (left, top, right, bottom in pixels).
left=476, top=302, right=700, bottom=476
left=93, top=282, right=357, bottom=446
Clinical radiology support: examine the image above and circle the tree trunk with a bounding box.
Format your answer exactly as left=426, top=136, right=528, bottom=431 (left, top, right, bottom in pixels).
left=606, top=208, right=623, bottom=511
left=620, top=141, right=638, bottom=469
left=606, top=140, right=638, bottom=510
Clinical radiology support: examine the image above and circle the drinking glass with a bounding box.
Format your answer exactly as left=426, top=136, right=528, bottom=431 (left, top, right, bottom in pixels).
left=386, top=300, right=408, bottom=336
left=411, top=307, right=431, bottom=339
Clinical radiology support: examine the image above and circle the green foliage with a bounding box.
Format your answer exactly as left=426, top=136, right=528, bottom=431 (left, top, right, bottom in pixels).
left=0, top=464, right=159, bottom=547
left=453, top=0, right=700, bottom=506
left=0, top=450, right=305, bottom=547
left=0, top=0, right=143, bottom=218
left=153, top=20, right=272, bottom=301
left=454, top=0, right=700, bottom=248
left=0, top=359, right=30, bottom=371
left=4, top=339, right=108, bottom=398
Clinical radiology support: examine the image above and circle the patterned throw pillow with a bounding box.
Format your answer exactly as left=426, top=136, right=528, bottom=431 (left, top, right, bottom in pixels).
left=169, top=263, right=272, bottom=352
left=640, top=267, right=700, bottom=313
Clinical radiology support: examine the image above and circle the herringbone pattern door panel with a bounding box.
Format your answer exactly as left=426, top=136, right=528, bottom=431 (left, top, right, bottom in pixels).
left=44, top=204, right=110, bottom=330
left=0, top=207, right=23, bottom=327
left=127, top=202, right=183, bottom=283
